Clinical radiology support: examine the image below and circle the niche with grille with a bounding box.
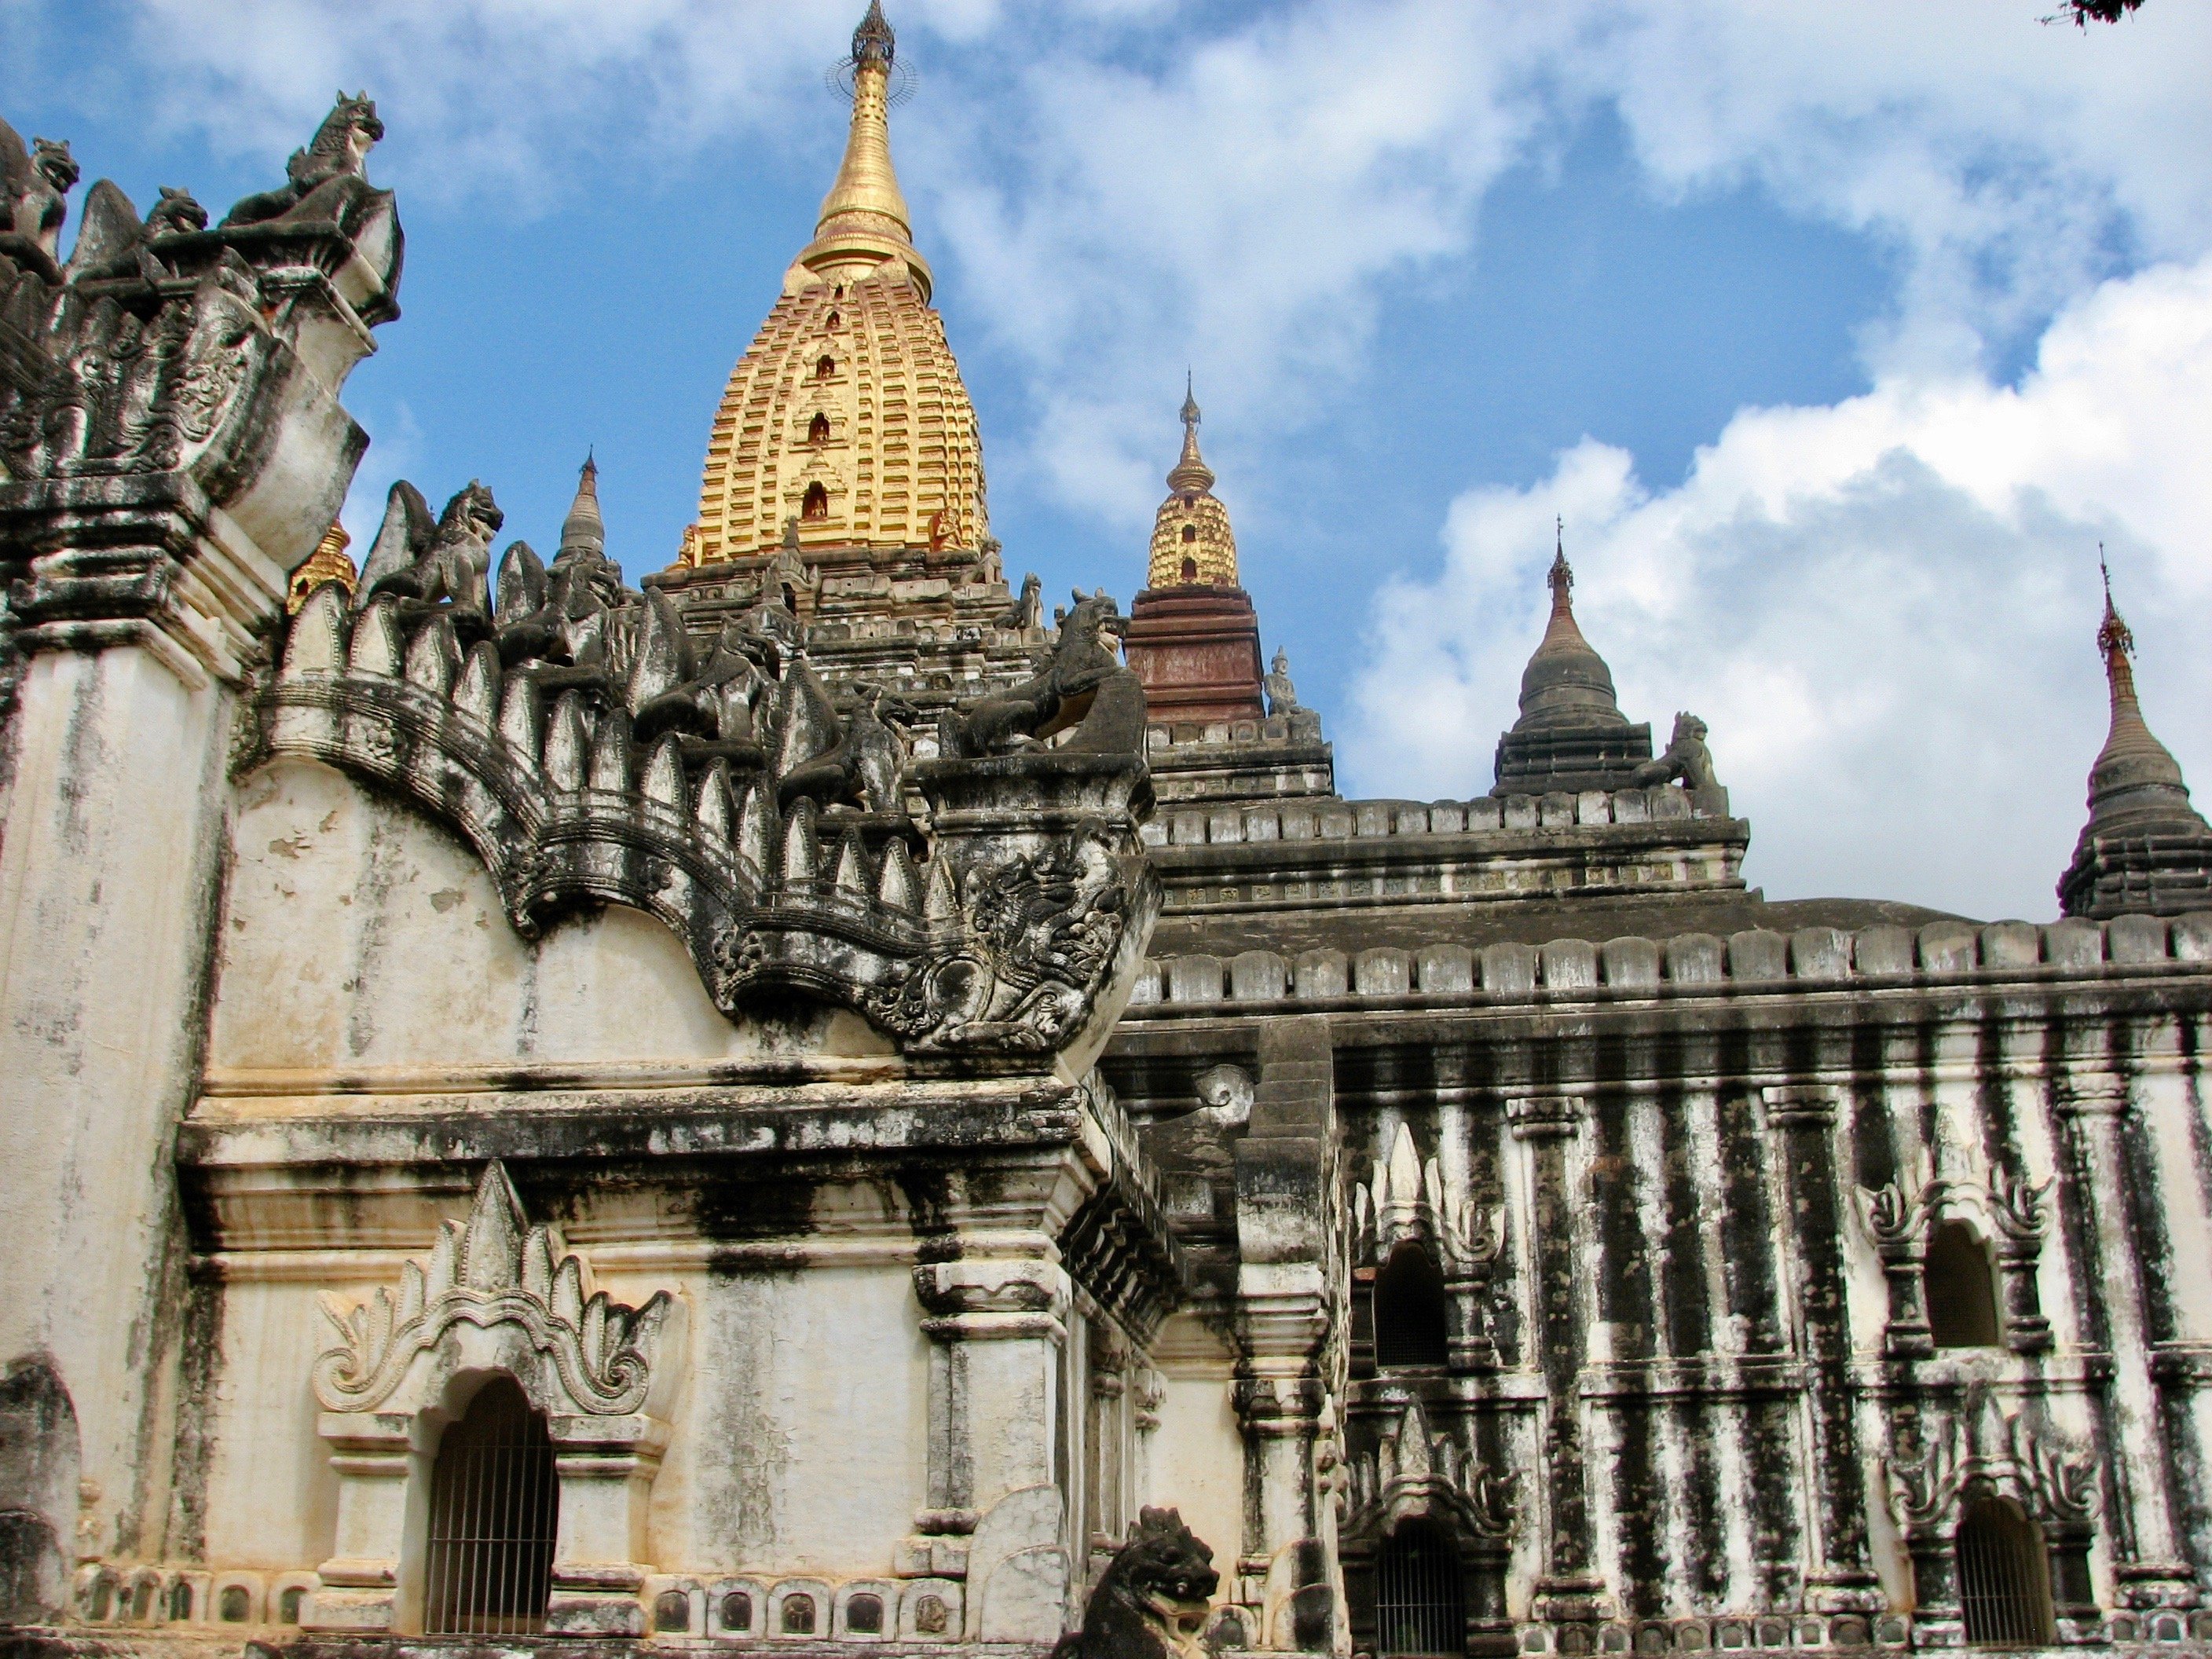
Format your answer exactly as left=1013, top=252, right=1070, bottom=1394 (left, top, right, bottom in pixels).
left=1375, top=1518, right=1464, bottom=1657
left=1374, top=1243, right=1450, bottom=1370
left=1955, top=1496, right=2056, bottom=1647
left=421, top=1378, right=558, bottom=1636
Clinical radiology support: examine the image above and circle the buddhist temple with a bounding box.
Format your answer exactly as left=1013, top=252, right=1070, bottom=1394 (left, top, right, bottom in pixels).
left=9, top=12, right=2212, bottom=1659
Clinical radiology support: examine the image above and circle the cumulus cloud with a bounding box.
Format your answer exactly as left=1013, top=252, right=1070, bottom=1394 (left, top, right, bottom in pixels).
left=1345, top=255, right=2212, bottom=919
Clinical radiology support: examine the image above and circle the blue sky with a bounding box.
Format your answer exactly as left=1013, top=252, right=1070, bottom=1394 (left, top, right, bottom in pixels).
left=5, top=1, right=2208, bottom=919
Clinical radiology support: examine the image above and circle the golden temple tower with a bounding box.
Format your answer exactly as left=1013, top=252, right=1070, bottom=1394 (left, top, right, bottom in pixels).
left=1146, top=376, right=1239, bottom=588
left=684, top=2, right=986, bottom=567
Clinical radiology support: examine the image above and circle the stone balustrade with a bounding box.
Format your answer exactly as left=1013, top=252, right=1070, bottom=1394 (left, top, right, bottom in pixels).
left=1128, top=912, right=2212, bottom=1009
left=1137, top=786, right=1724, bottom=850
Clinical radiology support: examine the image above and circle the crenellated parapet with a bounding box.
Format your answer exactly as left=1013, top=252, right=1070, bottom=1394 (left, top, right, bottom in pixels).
left=265, top=499, right=1157, bottom=1066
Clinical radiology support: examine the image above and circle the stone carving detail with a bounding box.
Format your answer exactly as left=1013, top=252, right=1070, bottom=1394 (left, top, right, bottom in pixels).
left=1631, top=712, right=1727, bottom=815
left=268, top=533, right=1156, bottom=1057
left=312, top=1163, right=673, bottom=1417
left=1340, top=1400, right=1516, bottom=1543
left=0, top=97, right=397, bottom=486
left=1886, top=1395, right=2096, bottom=1533
left=938, top=589, right=1147, bottom=759
left=1854, top=1134, right=2055, bottom=1353
left=1350, top=1121, right=1504, bottom=1271
left=1051, top=1507, right=1219, bottom=1659
left=862, top=820, right=1126, bottom=1052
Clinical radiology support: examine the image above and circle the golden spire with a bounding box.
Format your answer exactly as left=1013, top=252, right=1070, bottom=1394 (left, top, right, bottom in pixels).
left=800, top=1, right=931, bottom=301
left=1148, top=377, right=1238, bottom=588
left=688, top=2, right=983, bottom=565
left=1166, top=373, right=1215, bottom=494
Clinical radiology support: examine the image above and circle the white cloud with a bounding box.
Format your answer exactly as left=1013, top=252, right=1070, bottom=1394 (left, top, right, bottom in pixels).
left=1344, top=254, right=2212, bottom=920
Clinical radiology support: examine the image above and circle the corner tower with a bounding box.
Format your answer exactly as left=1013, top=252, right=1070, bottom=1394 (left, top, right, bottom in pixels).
left=1122, top=384, right=1267, bottom=727
left=1491, top=532, right=1653, bottom=796
left=2058, top=569, right=2212, bottom=917
left=683, top=2, right=986, bottom=568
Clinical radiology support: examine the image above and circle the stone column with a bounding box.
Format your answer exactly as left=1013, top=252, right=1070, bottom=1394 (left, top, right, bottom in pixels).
left=1233, top=1016, right=1342, bottom=1654
left=304, top=1413, right=423, bottom=1632
left=2056, top=1076, right=2199, bottom=1610
left=907, top=1243, right=1073, bottom=1643
left=545, top=1415, right=670, bottom=1635
left=1507, top=1095, right=1608, bottom=1633
left=0, top=164, right=393, bottom=1577
left=1760, top=1085, right=1883, bottom=1615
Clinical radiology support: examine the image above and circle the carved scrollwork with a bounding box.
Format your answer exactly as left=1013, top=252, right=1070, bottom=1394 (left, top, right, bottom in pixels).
left=1350, top=1120, right=1505, bottom=1273
left=1855, top=1135, right=2053, bottom=1257
left=312, top=1163, right=676, bottom=1417
left=1885, top=1392, right=2097, bottom=1536
left=1340, top=1400, right=1516, bottom=1543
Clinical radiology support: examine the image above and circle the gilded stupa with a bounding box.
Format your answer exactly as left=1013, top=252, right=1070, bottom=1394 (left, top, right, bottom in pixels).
left=683, top=1, right=986, bottom=566
left=1147, top=378, right=1238, bottom=588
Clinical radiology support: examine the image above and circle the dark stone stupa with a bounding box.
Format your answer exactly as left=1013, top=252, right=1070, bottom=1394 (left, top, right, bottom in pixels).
left=1491, top=534, right=1653, bottom=797
left=2059, top=573, right=2212, bottom=917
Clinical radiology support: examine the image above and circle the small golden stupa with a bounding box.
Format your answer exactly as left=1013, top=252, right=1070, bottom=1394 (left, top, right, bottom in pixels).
left=287, top=522, right=357, bottom=613
left=1146, top=378, right=1239, bottom=589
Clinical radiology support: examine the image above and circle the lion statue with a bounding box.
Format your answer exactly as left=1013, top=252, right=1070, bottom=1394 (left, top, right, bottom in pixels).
left=939, top=588, right=1146, bottom=759
left=222, top=92, right=383, bottom=227
left=1631, top=711, right=1727, bottom=815
left=1053, top=1507, right=1220, bottom=1659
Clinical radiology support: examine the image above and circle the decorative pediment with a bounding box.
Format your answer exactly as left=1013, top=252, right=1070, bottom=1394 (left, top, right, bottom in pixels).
left=1885, top=1390, right=2096, bottom=1535
left=265, top=543, right=1157, bottom=1060
left=1350, top=1122, right=1505, bottom=1271
left=312, top=1163, right=679, bottom=1419
left=1340, top=1400, right=1515, bottom=1543
left=1855, top=1131, right=2051, bottom=1256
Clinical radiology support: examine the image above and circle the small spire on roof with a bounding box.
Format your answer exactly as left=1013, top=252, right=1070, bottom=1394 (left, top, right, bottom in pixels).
left=560, top=450, right=606, bottom=558
left=1167, top=373, right=1214, bottom=496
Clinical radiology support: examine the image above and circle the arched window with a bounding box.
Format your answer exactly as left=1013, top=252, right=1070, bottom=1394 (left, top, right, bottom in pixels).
left=1957, top=1496, right=2055, bottom=1647
left=279, top=1586, right=305, bottom=1623
left=1376, top=1518, right=1463, bottom=1656
left=783, top=1594, right=818, bottom=1635
left=808, top=412, right=830, bottom=445
left=815, top=355, right=836, bottom=380
left=1374, top=1242, right=1448, bottom=1369
left=722, top=1591, right=754, bottom=1633
left=168, top=1580, right=192, bottom=1621
left=826, top=309, right=842, bottom=331
left=422, top=1377, right=558, bottom=1635
left=1926, top=1220, right=2002, bottom=1348
left=847, top=1593, right=884, bottom=1634
left=655, top=1591, right=690, bottom=1632
left=1181, top=555, right=1198, bottom=583
left=218, top=1586, right=249, bottom=1623
left=1181, top=523, right=1197, bottom=544
left=801, top=483, right=830, bottom=522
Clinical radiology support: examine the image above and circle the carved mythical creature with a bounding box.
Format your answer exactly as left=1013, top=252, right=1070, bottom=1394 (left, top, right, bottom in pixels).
left=999, top=570, right=1044, bottom=632
left=1051, top=1507, right=1219, bottom=1659
left=939, top=588, right=1147, bottom=758
left=222, top=92, right=384, bottom=227
left=1632, top=712, right=1725, bottom=811
left=356, top=480, right=502, bottom=639
left=0, top=120, right=79, bottom=277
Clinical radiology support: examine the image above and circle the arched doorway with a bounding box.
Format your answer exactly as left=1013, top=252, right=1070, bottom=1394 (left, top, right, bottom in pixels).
left=422, top=1377, right=558, bottom=1635
left=1376, top=1517, right=1463, bottom=1656
left=1956, top=1496, right=2055, bottom=1647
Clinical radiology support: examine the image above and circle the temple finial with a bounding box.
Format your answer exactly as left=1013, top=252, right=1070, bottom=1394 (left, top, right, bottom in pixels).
left=1167, top=377, right=1214, bottom=496
left=560, top=450, right=606, bottom=558
left=852, top=0, right=895, bottom=68
left=1547, top=519, right=1573, bottom=612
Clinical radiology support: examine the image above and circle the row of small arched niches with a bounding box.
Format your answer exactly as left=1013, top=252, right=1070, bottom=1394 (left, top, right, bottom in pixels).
left=1367, top=1216, right=2020, bottom=1366
left=69, top=1567, right=965, bottom=1641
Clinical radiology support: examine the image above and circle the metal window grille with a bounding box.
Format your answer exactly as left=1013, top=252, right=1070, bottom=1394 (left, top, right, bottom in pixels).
left=1374, top=1244, right=1449, bottom=1370
left=421, top=1377, right=558, bottom=1636
left=1925, top=1221, right=2003, bottom=1349
left=1957, top=1497, right=2055, bottom=1648
left=1377, top=1519, right=1463, bottom=1657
